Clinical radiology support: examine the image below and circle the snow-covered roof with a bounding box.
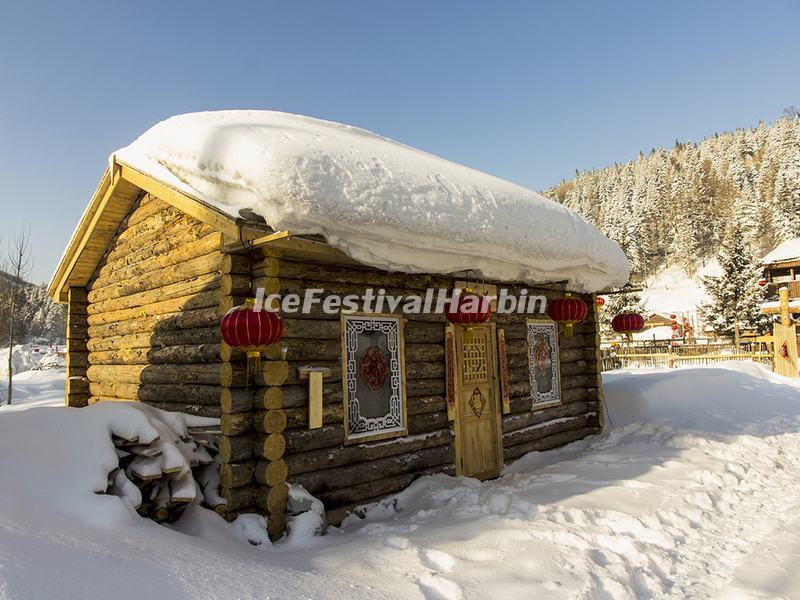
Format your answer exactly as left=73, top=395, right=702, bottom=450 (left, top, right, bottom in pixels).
left=762, top=238, right=800, bottom=265
left=113, top=111, right=629, bottom=292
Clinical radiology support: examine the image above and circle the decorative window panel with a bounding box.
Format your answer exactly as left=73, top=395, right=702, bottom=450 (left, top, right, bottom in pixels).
left=526, top=319, right=562, bottom=408
left=342, top=313, right=407, bottom=443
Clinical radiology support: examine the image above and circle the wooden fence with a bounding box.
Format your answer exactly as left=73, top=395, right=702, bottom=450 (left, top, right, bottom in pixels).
left=601, top=342, right=773, bottom=371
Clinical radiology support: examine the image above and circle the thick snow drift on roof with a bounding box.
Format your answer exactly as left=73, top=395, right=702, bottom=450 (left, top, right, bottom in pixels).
left=762, top=238, right=800, bottom=265
left=113, top=111, right=629, bottom=292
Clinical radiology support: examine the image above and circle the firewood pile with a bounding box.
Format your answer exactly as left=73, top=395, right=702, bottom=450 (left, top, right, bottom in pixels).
left=104, top=405, right=226, bottom=522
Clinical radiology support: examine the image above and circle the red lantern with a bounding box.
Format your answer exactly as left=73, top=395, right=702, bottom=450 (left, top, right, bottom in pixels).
left=446, top=290, right=491, bottom=328
left=612, top=312, right=645, bottom=341
left=670, top=314, right=677, bottom=320
left=757, top=278, right=767, bottom=287
left=671, top=324, right=679, bottom=330
left=220, top=302, right=284, bottom=383
left=596, top=296, right=605, bottom=308
left=547, top=293, right=588, bottom=337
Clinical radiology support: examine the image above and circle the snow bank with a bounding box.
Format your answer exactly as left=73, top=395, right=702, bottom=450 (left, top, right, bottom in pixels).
left=762, top=237, right=800, bottom=265
left=4, top=365, right=800, bottom=598
left=603, top=361, right=800, bottom=432
left=0, top=343, right=64, bottom=379
left=114, top=111, right=629, bottom=292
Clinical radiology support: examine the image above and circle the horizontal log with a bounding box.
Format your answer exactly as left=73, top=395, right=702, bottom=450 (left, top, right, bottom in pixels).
left=255, top=260, right=451, bottom=289
left=503, top=413, right=593, bottom=447
left=103, top=205, right=183, bottom=250
left=88, top=344, right=223, bottom=365
left=87, top=363, right=233, bottom=386
left=221, top=388, right=254, bottom=414
left=220, top=461, right=255, bottom=489
left=221, top=412, right=253, bottom=436
left=285, top=424, right=344, bottom=453
left=285, top=428, right=453, bottom=475
left=317, top=464, right=452, bottom=513
left=66, top=339, right=88, bottom=353
left=503, top=427, right=598, bottom=462
left=93, top=228, right=220, bottom=291
left=88, top=381, right=221, bottom=405
left=323, top=464, right=457, bottom=525
left=507, top=388, right=593, bottom=414
left=220, top=274, right=251, bottom=296
left=88, top=272, right=221, bottom=316
left=409, top=411, right=450, bottom=434
left=280, top=339, right=443, bottom=363
left=86, top=306, right=222, bottom=339
left=137, top=400, right=221, bottom=418
left=281, top=318, right=445, bottom=344
left=87, top=327, right=221, bottom=352
left=289, top=445, right=453, bottom=495
left=222, top=484, right=257, bottom=512
left=219, top=435, right=254, bottom=463
left=89, top=242, right=223, bottom=302
left=87, top=289, right=222, bottom=326
left=220, top=253, right=251, bottom=275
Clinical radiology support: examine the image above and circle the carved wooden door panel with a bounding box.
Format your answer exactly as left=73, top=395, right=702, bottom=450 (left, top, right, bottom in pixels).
left=454, top=324, right=503, bottom=479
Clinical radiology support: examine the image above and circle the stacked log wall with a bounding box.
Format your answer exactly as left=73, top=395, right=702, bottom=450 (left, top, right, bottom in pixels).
left=495, top=287, right=602, bottom=463
left=253, top=257, right=599, bottom=524
left=66, top=287, right=89, bottom=407
left=254, top=256, right=457, bottom=525
left=82, top=195, right=263, bottom=514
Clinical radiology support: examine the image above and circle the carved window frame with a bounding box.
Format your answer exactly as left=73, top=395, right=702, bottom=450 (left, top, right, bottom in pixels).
left=341, top=312, right=408, bottom=444
left=526, top=319, right=562, bottom=409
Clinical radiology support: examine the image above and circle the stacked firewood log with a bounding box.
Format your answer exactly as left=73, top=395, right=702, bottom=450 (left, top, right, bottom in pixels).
left=104, top=404, right=226, bottom=522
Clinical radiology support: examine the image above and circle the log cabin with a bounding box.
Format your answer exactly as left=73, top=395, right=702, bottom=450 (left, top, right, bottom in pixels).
left=48, top=111, right=630, bottom=539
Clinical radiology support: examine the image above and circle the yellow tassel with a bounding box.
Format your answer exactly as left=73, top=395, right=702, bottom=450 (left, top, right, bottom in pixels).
left=246, top=350, right=261, bottom=387
left=565, top=322, right=574, bottom=337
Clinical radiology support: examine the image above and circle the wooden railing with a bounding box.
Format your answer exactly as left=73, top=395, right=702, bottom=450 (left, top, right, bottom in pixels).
left=601, top=342, right=773, bottom=371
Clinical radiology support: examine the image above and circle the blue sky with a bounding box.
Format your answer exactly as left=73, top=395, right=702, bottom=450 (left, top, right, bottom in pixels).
left=1, top=1, right=799, bottom=283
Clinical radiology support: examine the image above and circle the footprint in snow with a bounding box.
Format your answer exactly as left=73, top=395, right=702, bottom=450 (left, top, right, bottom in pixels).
left=420, top=548, right=456, bottom=573
left=417, top=572, right=463, bottom=600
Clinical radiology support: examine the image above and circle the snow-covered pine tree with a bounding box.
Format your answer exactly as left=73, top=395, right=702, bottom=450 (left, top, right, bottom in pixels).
left=699, top=226, right=770, bottom=339
left=545, top=113, right=800, bottom=281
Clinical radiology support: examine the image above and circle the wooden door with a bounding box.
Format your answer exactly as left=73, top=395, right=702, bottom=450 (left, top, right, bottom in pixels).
left=454, top=323, right=503, bottom=479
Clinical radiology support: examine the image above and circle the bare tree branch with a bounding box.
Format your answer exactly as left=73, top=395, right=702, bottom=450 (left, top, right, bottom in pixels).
left=5, top=225, right=32, bottom=405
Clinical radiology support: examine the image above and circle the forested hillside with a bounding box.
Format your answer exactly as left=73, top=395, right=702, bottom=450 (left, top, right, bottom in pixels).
left=546, top=114, right=800, bottom=280
left=0, top=274, right=65, bottom=343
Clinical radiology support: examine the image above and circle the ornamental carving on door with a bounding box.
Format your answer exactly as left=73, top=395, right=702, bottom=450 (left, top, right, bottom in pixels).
left=468, top=386, right=487, bottom=417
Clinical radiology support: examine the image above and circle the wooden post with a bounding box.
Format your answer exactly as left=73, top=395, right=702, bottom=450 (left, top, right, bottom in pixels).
left=251, top=250, right=288, bottom=540
left=218, top=249, right=258, bottom=520
left=779, top=286, right=791, bottom=327
left=66, top=287, right=89, bottom=407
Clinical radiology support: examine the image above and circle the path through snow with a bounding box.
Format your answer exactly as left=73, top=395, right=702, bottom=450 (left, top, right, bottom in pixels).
left=1, top=363, right=799, bottom=598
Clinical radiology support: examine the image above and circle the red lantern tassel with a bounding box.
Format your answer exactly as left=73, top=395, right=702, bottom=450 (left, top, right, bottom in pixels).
left=246, top=349, right=261, bottom=387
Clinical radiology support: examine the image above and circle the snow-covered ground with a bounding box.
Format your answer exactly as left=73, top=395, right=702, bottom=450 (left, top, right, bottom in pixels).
left=0, top=344, right=65, bottom=406
left=2, top=362, right=800, bottom=599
